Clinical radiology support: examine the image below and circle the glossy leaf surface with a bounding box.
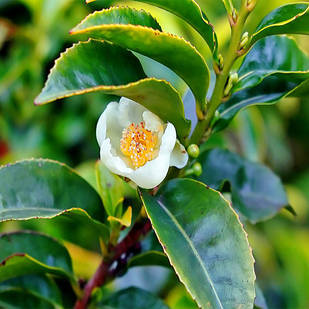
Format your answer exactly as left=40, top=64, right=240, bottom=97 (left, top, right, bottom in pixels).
left=141, top=178, right=255, bottom=309
left=35, top=40, right=190, bottom=139
left=251, top=3, right=309, bottom=46
left=0, top=231, right=74, bottom=282
left=215, top=35, right=309, bottom=131
left=0, top=275, right=62, bottom=307
left=196, top=148, right=288, bottom=223
left=88, top=0, right=218, bottom=57
left=97, top=287, right=169, bottom=309
left=0, top=159, right=109, bottom=242
left=71, top=7, right=210, bottom=107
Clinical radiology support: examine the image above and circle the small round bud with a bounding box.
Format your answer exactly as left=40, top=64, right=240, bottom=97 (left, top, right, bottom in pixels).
left=187, top=144, right=200, bottom=158
left=192, top=162, right=202, bottom=177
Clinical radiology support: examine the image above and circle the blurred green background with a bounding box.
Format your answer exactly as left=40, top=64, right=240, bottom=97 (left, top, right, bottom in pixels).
left=0, top=0, right=309, bottom=308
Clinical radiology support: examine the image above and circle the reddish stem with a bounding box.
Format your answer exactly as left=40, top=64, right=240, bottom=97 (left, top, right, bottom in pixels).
left=74, top=219, right=152, bottom=309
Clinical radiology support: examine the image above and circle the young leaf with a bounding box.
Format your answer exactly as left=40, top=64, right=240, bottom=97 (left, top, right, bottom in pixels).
left=0, top=159, right=110, bottom=243
left=96, top=287, right=169, bottom=308
left=95, top=160, right=135, bottom=217
left=250, top=3, right=309, bottom=47
left=70, top=8, right=210, bottom=109
left=196, top=148, right=288, bottom=223
left=141, top=178, right=255, bottom=309
left=35, top=40, right=190, bottom=140
left=0, top=275, right=62, bottom=308
left=0, top=231, right=74, bottom=282
left=215, top=35, right=309, bottom=131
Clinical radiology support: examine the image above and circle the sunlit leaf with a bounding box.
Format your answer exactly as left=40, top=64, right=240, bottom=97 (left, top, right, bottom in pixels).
left=251, top=3, right=309, bottom=47
left=70, top=7, right=210, bottom=108
left=87, top=0, right=218, bottom=57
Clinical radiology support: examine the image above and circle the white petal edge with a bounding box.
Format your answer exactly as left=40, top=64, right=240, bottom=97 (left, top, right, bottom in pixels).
left=170, top=140, right=189, bottom=169
left=96, top=101, right=119, bottom=147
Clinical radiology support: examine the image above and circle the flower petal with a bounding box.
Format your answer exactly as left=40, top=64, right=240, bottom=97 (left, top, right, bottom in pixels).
left=100, top=138, right=132, bottom=175
left=118, top=97, right=147, bottom=126
left=142, top=110, right=163, bottom=132
left=128, top=123, right=176, bottom=189
left=96, top=101, right=119, bottom=147
left=170, top=140, right=189, bottom=169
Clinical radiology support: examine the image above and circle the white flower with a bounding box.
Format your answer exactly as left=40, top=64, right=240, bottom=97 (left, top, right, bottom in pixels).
left=96, top=97, right=188, bottom=189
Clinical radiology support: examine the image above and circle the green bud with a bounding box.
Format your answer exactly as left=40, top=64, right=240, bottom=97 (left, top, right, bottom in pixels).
left=192, top=162, right=202, bottom=177
left=240, top=32, right=249, bottom=49
left=224, top=72, right=238, bottom=97
left=187, top=144, right=200, bottom=158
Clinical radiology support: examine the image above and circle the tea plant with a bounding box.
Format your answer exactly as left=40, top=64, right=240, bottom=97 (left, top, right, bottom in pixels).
left=1, top=0, right=309, bottom=308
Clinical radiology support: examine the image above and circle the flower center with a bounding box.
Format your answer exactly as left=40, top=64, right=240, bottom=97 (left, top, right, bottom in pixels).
left=120, top=121, right=157, bottom=169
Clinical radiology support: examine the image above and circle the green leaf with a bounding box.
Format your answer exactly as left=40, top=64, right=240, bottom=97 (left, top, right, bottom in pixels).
left=0, top=231, right=74, bottom=282
left=196, top=148, right=288, bottom=223
left=35, top=40, right=190, bottom=140
left=141, top=178, right=255, bottom=309
left=96, top=161, right=136, bottom=217
left=70, top=7, right=210, bottom=109
left=251, top=3, right=309, bottom=47
left=128, top=251, right=170, bottom=268
left=0, top=275, right=62, bottom=308
left=96, top=287, right=169, bottom=309
left=88, top=0, right=217, bottom=57
left=0, top=159, right=109, bottom=243
left=215, top=35, right=309, bottom=131
left=0, top=290, right=54, bottom=309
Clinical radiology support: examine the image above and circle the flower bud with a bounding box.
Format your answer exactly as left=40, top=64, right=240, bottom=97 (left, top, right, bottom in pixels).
left=187, top=144, right=200, bottom=159
left=240, top=32, right=249, bottom=49
left=192, top=162, right=202, bottom=177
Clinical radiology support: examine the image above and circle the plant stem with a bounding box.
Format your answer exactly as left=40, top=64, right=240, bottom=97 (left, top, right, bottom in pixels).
left=74, top=219, right=152, bottom=309
left=189, top=2, right=252, bottom=145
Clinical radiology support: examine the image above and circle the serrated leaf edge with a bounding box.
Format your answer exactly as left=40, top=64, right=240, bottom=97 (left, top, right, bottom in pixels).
left=139, top=180, right=256, bottom=309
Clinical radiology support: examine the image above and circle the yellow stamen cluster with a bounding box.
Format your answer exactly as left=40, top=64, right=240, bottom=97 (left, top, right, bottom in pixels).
left=120, top=121, right=157, bottom=169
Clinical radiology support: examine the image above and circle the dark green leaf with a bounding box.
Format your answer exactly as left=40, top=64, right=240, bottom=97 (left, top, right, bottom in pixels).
left=71, top=7, right=210, bottom=109
left=0, top=159, right=109, bottom=242
left=215, top=35, right=309, bottom=131
left=196, top=148, right=288, bottom=223
left=0, top=290, right=54, bottom=309
left=0, top=231, right=74, bottom=282
left=96, top=287, right=169, bottom=309
left=35, top=40, right=190, bottom=140
left=0, top=159, right=106, bottom=222
left=141, top=178, right=255, bottom=309
left=0, top=275, right=62, bottom=307
left=251, top=3, right=309, bottom=47
left=128, top=251, right=170, bottom=268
